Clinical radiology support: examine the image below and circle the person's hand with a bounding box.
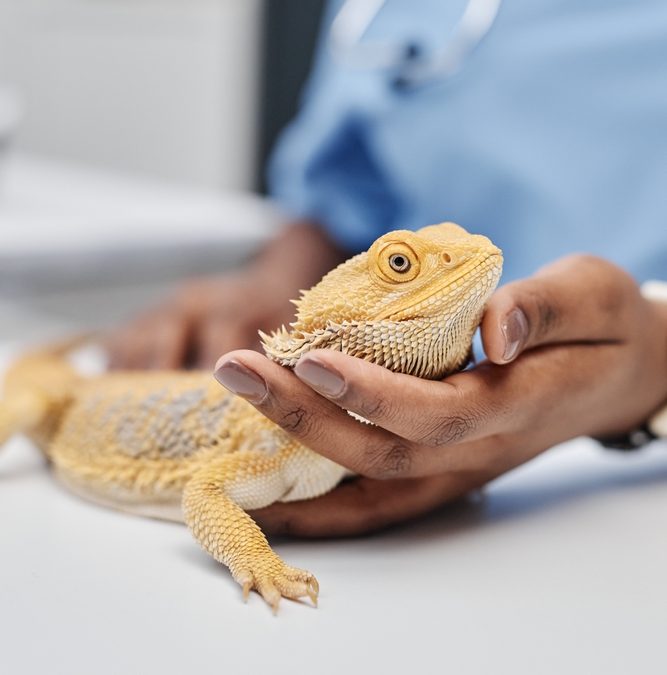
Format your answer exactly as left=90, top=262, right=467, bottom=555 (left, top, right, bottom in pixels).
left=106, top=222, right=346, bottom=370
left=106, top=273, right=296, bottom=370
left=214, top=255, right=667, bottom=537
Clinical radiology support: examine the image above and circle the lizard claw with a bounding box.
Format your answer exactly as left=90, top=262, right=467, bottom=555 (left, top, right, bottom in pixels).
left=242, top=581, right=252, bottom=602
left=306, top=577, right=319, bottom=607
left=237, top=570, right=253, bottom=602
left=256, top=578, right=281, bottom=615
left=234, top=563, right=320, bottom=613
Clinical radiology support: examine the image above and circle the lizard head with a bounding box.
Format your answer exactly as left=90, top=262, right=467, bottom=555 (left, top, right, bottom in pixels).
left=260, top=222, right=503, bottom=379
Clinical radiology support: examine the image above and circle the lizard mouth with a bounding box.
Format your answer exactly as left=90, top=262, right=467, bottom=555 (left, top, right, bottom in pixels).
left=374, top=252, right=503, bottom=322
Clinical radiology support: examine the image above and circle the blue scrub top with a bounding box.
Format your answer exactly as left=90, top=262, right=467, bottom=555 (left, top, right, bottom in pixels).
left=267, top=0, right=667, bottom=283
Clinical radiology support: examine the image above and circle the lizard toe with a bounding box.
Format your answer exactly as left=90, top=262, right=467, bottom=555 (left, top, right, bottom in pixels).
left=255, top=578, right=282, bottom=615
left=273, top=567, right=320, bottom=607
left=234, top=562, right=319, bottom=612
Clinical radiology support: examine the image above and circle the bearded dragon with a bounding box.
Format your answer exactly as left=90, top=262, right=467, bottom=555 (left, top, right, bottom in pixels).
left=0, top=222, right=502, bottom=612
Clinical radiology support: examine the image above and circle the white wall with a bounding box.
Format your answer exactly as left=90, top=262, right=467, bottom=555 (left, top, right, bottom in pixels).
left=0, top=0, right=262, bottom=189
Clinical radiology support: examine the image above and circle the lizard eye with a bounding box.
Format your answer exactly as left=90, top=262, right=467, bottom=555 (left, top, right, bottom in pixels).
left=373, top=241, right=420, bottom=283
left=389, top=254, right=410, bottom=273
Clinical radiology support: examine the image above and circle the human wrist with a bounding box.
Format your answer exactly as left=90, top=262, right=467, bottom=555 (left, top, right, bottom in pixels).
left=643, top=281, right=667, bottom=437
left=595, top=280, right=667, bottom=449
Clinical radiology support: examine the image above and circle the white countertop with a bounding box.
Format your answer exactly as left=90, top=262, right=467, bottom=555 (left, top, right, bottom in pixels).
left=1, top=339, right=667, bottom=675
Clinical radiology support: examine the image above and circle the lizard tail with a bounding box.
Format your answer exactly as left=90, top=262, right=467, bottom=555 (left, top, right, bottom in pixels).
left=0, top=334, right=91, bottom=449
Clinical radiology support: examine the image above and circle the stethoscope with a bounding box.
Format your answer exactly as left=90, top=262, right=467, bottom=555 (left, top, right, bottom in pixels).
left=329, top=0, right=503, bottom=89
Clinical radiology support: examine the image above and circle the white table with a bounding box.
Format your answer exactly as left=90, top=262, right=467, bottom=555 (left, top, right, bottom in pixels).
left=1, top=339, right=666, bottom=675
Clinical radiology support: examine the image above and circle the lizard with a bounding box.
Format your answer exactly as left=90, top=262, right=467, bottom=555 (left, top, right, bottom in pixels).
left=0, top=222, right=503, bottom=612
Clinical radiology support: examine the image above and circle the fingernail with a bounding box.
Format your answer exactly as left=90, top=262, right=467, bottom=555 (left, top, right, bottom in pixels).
left=501, top=307, right=529, bottom=362
left=294, top=357, right=346, bottom=398
left=214, top=359, right=267, bottom=403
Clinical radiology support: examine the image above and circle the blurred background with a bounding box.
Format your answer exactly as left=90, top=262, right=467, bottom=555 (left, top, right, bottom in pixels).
left=0, top=0, right=325, bottom=341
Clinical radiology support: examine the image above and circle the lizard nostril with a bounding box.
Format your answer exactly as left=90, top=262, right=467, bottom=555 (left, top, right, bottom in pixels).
left=442, top=252, right=453, bottom=264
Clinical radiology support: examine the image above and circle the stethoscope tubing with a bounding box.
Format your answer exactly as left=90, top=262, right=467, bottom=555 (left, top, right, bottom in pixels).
left=329, top=0, right=503, bottom=88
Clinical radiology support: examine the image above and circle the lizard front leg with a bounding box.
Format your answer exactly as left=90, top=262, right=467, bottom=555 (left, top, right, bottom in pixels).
left=182, top=449, right=319, bottom=613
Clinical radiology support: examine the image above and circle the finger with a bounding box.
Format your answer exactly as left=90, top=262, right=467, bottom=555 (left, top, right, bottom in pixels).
left=481, top=255, right=637, bottom=364
left=214, top=350, right=423, bottom=479
left=107, top=323, right=157, bottom=370
left=292, top=350, right=507, bottom=447
left=250, top=473, right=486, bottom=538
left=148, top=318, right=190, bottom=369
left=105, top=328, right=131, bottom=370
left=195, top=317, right=257, bottom=370
left=107, top=313, right=189, bottom=370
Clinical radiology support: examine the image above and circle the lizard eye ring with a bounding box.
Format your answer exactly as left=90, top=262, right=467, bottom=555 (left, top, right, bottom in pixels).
left=389, top=253, right=410, bottom=273
left=373, top=241, right=420, bottom=283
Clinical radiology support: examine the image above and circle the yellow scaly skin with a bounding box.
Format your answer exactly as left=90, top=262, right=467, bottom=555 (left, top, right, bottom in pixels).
left=0, top=222, right=502, bottom=612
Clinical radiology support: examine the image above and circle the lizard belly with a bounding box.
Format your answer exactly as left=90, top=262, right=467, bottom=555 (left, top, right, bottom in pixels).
left=54, top=466, right=185, bottom=522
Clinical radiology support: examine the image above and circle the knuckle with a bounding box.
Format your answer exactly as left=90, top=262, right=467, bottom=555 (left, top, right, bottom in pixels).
left=532, top=294, right=560, bottom=341
left=278, top=406, right=312, bottom=435
left=564, top=255, right=640, bottom=319
left=355, top=394, right=393, bottom=422
left=175, top=279, right=204, bottom=303
left=515, top=288, right=560, bottom=344
left=414, top=413, right=476, bottom=447
left=364, top=441, right=413, bottom=479
left=274, top=404, right=326, bottom=445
